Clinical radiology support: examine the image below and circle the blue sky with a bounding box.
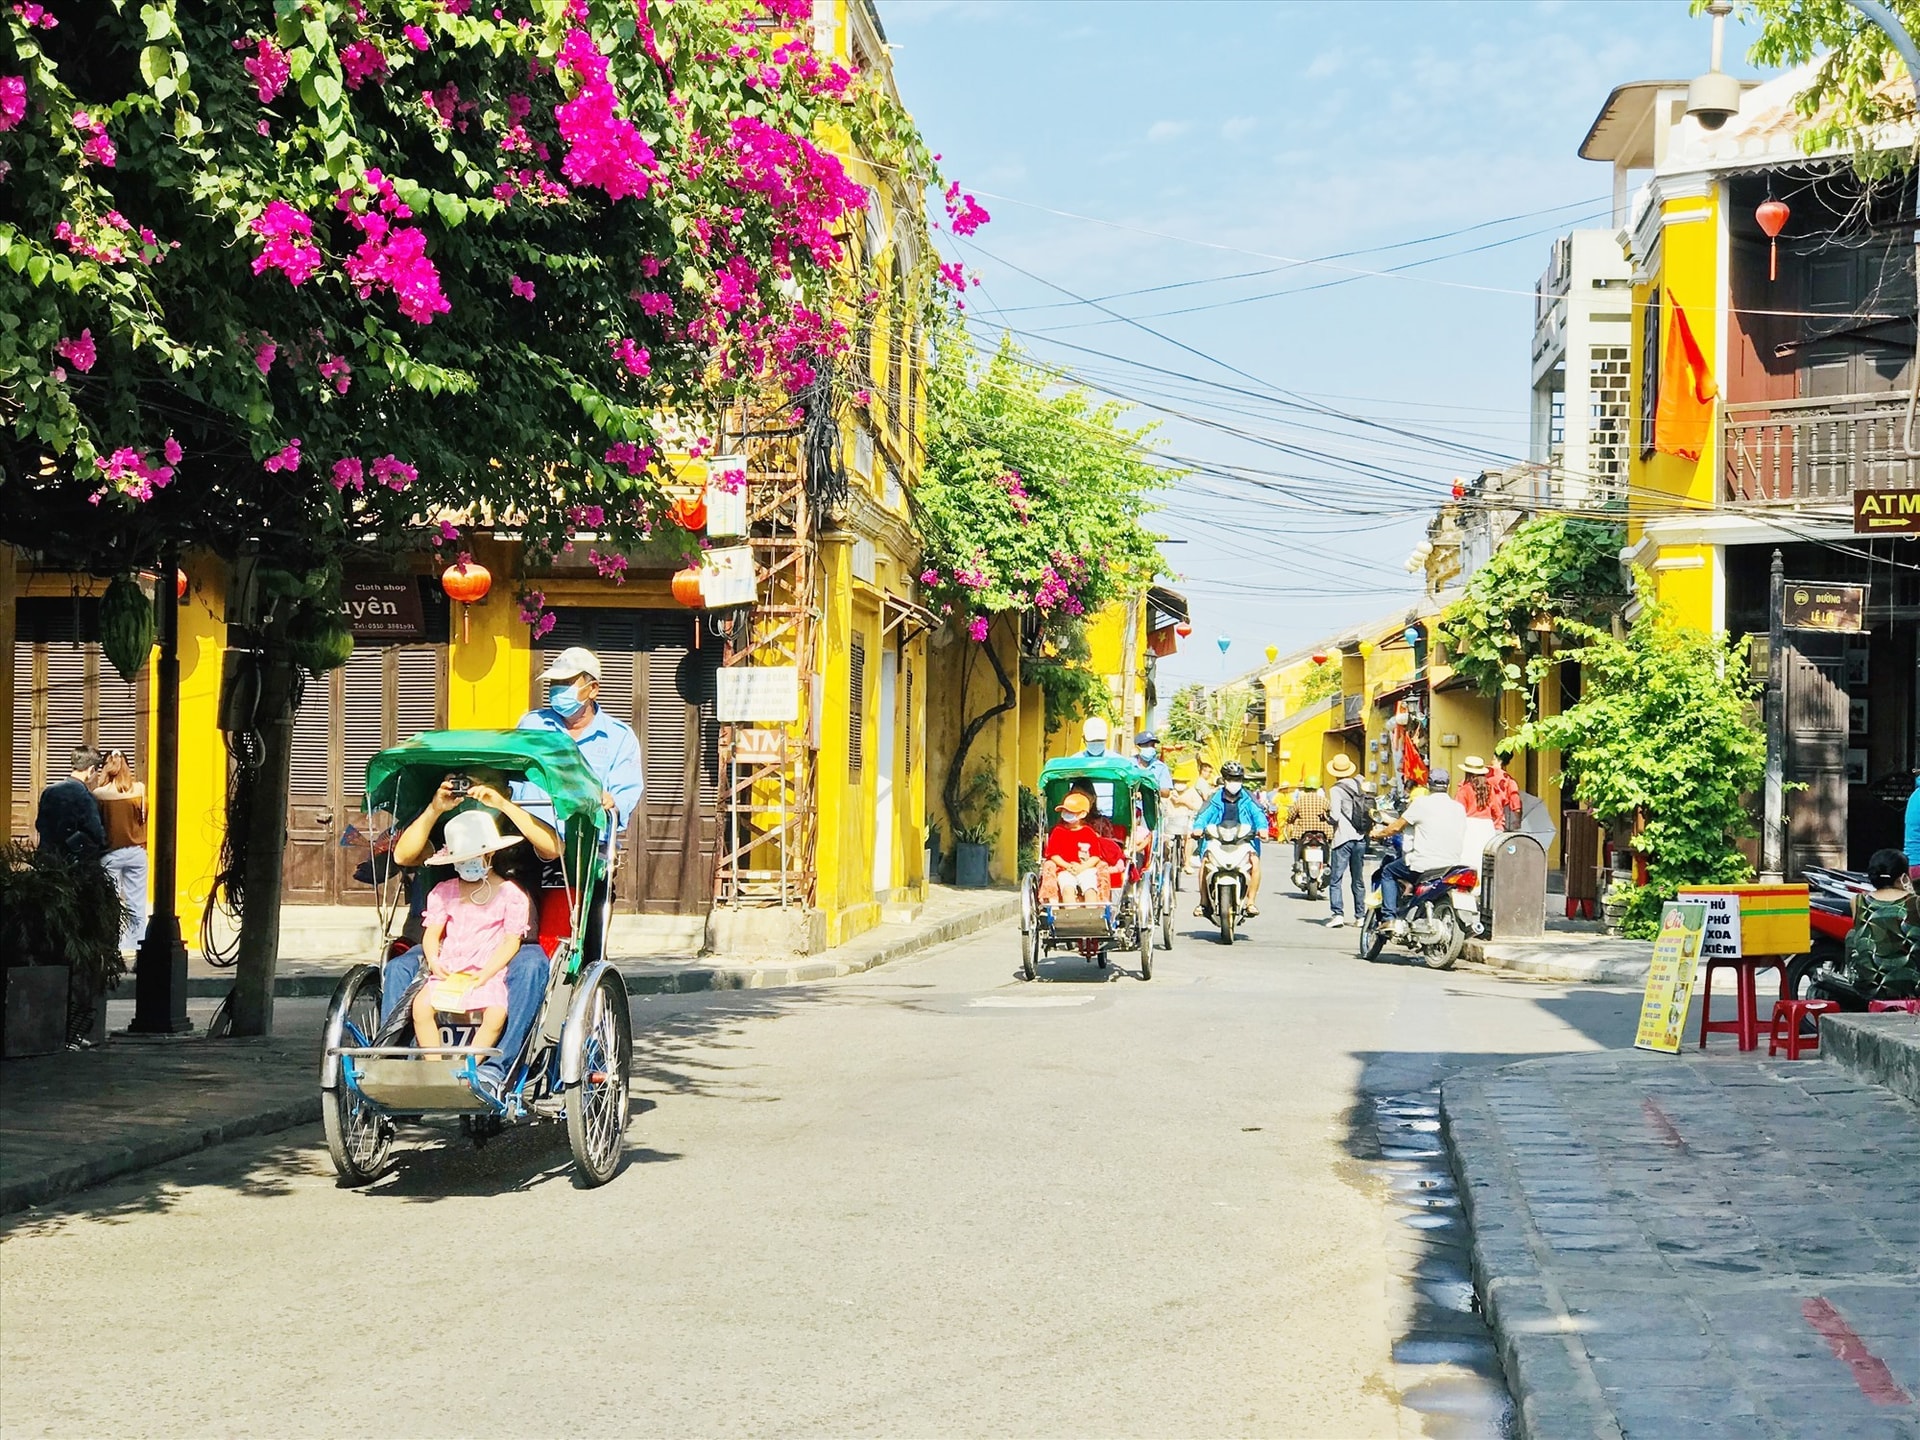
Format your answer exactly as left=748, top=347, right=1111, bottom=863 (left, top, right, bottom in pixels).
left=883, top=0, right=1773, bottom=692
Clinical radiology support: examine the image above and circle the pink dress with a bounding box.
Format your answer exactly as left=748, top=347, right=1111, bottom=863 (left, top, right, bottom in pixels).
left=422, top=878, right=529, bottom=1013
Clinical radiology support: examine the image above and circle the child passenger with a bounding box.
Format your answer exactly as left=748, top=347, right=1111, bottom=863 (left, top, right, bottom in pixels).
left=414, top=810, right=533, bottom=1063
left=1041, top=791, right=1123, bottom=904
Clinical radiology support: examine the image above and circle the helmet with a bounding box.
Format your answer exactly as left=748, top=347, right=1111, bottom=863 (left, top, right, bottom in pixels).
left=1220, top=761, right=1246, bottom=781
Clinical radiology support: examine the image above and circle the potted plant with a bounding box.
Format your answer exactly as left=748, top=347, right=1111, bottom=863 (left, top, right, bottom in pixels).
left=951, top=767, right=1005, bottom=889
left=1, top=842, right=129, bottom=1056
left=1016, top=784, right=1043, bottom=876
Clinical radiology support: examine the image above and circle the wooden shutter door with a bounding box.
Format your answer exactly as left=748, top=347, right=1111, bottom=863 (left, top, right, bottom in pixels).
left=635, top=613, right=697, bottom=913
left=10, top=641, right=33, bottom=838
left=284, top=670, right=337, bottom=903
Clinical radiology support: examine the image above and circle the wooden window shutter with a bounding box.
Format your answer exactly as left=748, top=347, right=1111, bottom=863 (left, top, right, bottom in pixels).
left=94, top=659, right=147, bottom=763
left=339, top=648, right=389, bottom=804
left=43, top=646, right=89, bottom=777
left=848, top=637, right=866, bottom=773
left=392, top=646, right=442, bottom=744
left=1638, top=288, right=1661, bottom=459
left=641, top=627, right=688, bottom=806
left=287, top=674, right=333, bottom=795
left=12, top=641, right=35, bottom=793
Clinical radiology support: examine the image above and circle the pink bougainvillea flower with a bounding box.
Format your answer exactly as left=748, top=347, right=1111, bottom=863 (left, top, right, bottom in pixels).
left=319, top=354, right=353, bottom=394
left=243, top=38, right=291, bottom=104
left=519, top=588, right=555, bottom=639
left=250, top=202, right=323, bottom=286
left=853, top=389, right=872, bottom=406
left=602, top=442, right=654, bottom=476
left=402, top=24, right=431, bottom=51
left=11, top=3, right=56, bottom=29
left=943, top=182, right=990, bottom=237
left=919, top=569, right=938, bottom=585
left=163, top=435, right=183, bottom=465
left=340, top=40, right=389, bottom=90
left=54, top=329, right=96, bottom=372
left=608, top=336, right=650, bottom=377
left=589, top=549, right=628, bottom=582
left=440, top=0, right=471, bottom=12
left=337, top=178, right=449, bottom=324
left=93, top=446, right=174, bottom=501
left=262, top=438, right=303, bottom=472
left=254, top=337, right=277, bottom=374
left=371, top=455, right=416, bottom=490
left=0, top=75, right=24, bottom=131
left=552, top=28, right=660, bottom=203
left=966, top=616, right=990, bottom=643
left=331, top=456, right=365, bottom=493
left=635, top=290, right=673, bottom=318
left=509, top=274, right=536, bottom=301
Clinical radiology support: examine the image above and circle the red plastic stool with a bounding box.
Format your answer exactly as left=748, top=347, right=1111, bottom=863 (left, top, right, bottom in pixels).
left=1867, top=999, right=1920, bottom=1015
left=1698, top=957, right=1789, bottom=1052
left=1769, top=998, right=1841, bottom=1059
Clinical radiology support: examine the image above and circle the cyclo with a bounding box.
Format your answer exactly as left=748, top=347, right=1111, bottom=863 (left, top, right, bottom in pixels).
left=1018, top=756, right=1172, bottom=981
left=319, top=729, right=632, bottom=1188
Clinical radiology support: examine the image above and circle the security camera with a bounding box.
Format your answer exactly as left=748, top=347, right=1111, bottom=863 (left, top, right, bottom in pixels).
left=1687, top=69, right=1743, bottom=130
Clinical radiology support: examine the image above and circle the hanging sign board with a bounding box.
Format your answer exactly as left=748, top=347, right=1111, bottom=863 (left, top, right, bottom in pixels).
left=1681, top=890, right=1743, bottom=959
left=341, top=574, right=426, bottom=641
left=716, top=666, right=800, bottom=723
left=706, top=456, right=748, bottom=537
left=1635, top=901, right=1708, bottom=1054
left=1853, top=487, right=1920, bottom=535
left=1679, top=884, right=1809, bottom=956
left=1781, top=581, right=1866, bottom=633
left=731, top=727, right=785, bottom=762
left=699, top=546, right=758, bottom=607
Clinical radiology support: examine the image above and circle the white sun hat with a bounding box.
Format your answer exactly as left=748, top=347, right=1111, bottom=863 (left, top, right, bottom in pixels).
left=1082, top=715, right=1109, bottom=743
left=426, top=809, right=524, bottom=866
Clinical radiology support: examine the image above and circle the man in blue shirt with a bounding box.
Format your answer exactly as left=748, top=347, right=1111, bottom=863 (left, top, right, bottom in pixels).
left=1905, top=766, right=1920, bottom=884
left=1133, top=731, right=1173, bottom=794
left=1192, top=761, right=1269, bottom=917
left=514, top=646, right=644, bottom=964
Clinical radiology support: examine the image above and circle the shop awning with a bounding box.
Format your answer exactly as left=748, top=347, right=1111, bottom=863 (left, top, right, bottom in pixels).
left=1147, top=585, right=1188, bottom=632
left=882, top=594, right=938, bottom=640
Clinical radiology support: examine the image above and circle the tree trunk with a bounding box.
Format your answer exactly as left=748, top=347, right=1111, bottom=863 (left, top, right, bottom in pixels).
left=230, top=657, right=297, bottom=1037
left=942, top=620, right=1016, bottom=836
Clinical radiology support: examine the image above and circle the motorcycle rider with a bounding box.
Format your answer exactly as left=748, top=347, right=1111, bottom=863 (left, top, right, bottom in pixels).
left=1192, top=761, right=1269, bottom=919
left=1369, top=765, right=1466, bottom=934
left=1285, top=776, right=1332, bottom=886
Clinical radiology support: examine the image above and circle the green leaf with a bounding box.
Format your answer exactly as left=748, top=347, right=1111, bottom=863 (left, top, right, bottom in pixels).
left=140, top=46, right=170, bottom=86
left=310, top=72, right=342, bottom=108
left=141, top=3, right=172, bottom=40
left=432, top=193, right=468, bottom=227
left=26, top=254, right=49, bottom=286
left=153, top=75, right=176, bottom=102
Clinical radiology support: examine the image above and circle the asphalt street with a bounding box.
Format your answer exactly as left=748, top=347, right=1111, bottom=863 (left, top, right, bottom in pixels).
left=1, top=885, right=1641, bottom=1439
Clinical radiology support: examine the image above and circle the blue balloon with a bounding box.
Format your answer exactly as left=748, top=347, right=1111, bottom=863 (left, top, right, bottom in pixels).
left=1216, top=635, right=1231, bottom=654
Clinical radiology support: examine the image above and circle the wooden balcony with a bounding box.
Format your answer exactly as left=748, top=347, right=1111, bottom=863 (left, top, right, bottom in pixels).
left=1723, top=394, right=1920, bottom=505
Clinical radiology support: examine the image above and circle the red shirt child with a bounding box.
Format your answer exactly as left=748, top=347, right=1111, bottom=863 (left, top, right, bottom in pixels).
left=1043, top=791, right=1123, bottom=901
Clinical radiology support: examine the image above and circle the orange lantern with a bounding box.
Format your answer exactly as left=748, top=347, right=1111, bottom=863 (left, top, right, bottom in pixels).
left=1756, top=198, right=1790, bottom=281
left=175, top=569, right=188, bottom=600
left=1311, top=652, right=1329, bottom=666
left=671, top=563, right=705, bottom=608
left=441, top=559, right=491, bottom=643
left=667, top=492, right=708, bottom=532
left=1174, top=621, right=1193, bottom=640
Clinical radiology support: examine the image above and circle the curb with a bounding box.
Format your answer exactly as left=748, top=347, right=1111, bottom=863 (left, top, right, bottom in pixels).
left=0, top=1095, right=324, bottom=1220
left=1440, top=1065, right=1623, bottom=1440
left=1464, top=941, right=1654, bottom=986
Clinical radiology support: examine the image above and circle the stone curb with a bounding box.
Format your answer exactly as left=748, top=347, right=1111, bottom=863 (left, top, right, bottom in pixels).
left=1440, top=1064, right=1623, bottom=1440
left=1464, top=940, right=1654, bottom=986
left=1821, top=1012, right=1920, bottom=1106
left=0, top=1094, right=324, bottom=1220
left=18, top=896, right=1018, bottom=1219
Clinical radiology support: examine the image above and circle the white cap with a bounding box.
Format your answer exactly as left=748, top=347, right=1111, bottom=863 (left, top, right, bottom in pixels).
left=1082, top=715, right=1109, bottom=743
left=536, top=646, right=602, bottom=682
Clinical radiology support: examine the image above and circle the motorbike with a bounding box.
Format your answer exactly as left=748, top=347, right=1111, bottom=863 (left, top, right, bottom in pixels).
left=1291, top=828, right=1331, bottom=901
left=1200, top=820, right=1257, bottom=945
left=1789, top=864, right=1918, bottom=1010
left=1358, top=838, right=1481, bottom=969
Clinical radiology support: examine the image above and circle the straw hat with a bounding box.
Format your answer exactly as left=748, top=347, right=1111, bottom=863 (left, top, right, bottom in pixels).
left=1459, top=755, right=1489, bottom=776
left=1326, top=754, right=1357, bottom=780
left=1057, top=792, right=1092, bottom=819
left=427, top=809, right=524, bottom=866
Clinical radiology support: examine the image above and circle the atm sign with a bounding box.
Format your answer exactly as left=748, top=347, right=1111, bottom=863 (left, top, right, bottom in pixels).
left=1853, top=487, right=1920, bottom=535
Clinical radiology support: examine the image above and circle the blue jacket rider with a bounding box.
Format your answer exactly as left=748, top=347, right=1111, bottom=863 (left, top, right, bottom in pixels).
left=1193, top=760, right=1268, bottom=917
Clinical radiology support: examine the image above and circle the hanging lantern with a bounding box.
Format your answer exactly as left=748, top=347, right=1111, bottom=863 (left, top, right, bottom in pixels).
left=671, top=562, right=705, bottom=608
left=1756, top=198, right=1790, bottom=282
left=1265, top=644, right=1279, bottom=664
left=1216, top=635, right=1232, bottom=656
left=1174, top=621, right=1193, bottom=640
left=667, top=492, right=708, bottom=532
left=175, top=568, right=189, bottom=601
left=1451, top=478, right=1466, bottom=499
left=1403, top=625, right=1422, bottom=647
left=1358, top=641, right=1376, bottom=659
left=440, top=559, right=491, bottom=643
left=1310, top=652, right=1329, bottom=666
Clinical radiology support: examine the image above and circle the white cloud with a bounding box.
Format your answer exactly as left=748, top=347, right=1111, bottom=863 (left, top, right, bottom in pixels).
left=1147, top=119, right=1191, bottom=143
left=1304, top=49, right=1346, bottom=80
left=1221, top=116, right=1258, bottom=142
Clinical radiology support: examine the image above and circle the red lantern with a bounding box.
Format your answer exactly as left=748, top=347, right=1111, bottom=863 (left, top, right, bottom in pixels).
left=441, top=559, right=492, bottom=643
left=1451, top=479, right=1466, bottom=500
left=1174, top=621, right=1193, bottom=640
left=175, top=569, right=188, bottom=601
left=672, top=564, right=705, bottom=608
left=1311, top=652, right=1329, bottom=666
left=1756, top=198, right=1790, bottom=281
left=667, top=493, right=708, bottom=532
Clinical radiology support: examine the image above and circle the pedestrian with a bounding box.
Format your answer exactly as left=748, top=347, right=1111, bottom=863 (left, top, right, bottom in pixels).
left=91, top=747, right=148, bottom=954
left=1905, top=767, right=1919, bottom=885
left=1194, top=760, right=1215, bottom=802
left=1323, top=753, right=1367, bottom=927
left=35, top=744, right=106, bottom=862
left=514, top=646, right=643, bottom=966
left=1486, top=755, right=1523, bottom=832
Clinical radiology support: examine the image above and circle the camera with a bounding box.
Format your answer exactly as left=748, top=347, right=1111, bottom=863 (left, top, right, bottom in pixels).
left=448, top=773, right=471, bottom=796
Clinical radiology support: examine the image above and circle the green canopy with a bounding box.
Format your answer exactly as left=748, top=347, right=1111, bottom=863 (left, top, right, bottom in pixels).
left=1038, top=755, right=1160, bottom=831
left=364, top=729, right=606, bottom=836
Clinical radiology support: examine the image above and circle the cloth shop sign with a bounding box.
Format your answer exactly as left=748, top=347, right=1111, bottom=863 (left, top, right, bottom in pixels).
left=342, top=575, right=426, bottom=640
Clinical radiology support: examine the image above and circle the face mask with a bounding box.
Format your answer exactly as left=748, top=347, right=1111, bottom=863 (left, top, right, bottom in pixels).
left=455, top=857, right=489, bottom=883
left=1085, top=741, right=1106, bottom=756
left=1224, top=781, right=1242, bottom=797
left=1140, top=748, right=1157, bottom=763
left=548, top=681, right=585, bottom=718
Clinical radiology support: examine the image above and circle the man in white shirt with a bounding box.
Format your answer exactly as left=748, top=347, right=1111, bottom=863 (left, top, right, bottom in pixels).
left=1370, top=768, right=1467, bottom=927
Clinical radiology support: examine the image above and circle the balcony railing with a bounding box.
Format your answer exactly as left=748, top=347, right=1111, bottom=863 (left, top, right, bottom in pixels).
left=1723, top=394, right=1920, bottom=505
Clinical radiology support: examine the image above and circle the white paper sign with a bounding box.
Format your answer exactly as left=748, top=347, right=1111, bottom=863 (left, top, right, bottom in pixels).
left=716, top=667, right=800, bottom=723
left=699, top=545, right=757, bottom=607
left=706, top=456, right=748, bottom=537
left=1693, top=892, right=1742, bottom=959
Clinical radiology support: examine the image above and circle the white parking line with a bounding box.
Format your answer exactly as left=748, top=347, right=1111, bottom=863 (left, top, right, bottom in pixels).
left=968, top=995, right=1099, bottom=1008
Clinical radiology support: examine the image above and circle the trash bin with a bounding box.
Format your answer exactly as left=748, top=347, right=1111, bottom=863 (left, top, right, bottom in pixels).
left=1479, top=833, right=1547, bottom=939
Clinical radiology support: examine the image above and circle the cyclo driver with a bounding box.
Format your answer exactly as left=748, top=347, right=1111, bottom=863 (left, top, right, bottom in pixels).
left=1192, top=761, right=1270, bottom=919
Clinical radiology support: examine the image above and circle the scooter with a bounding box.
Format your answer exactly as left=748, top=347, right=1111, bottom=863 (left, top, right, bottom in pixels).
left=1291, top=828, right=1331, bottom=901
left=1199, top=820, right=1256, bottom=946
left=1790, top=864, right=1917, bottom=1010
left=1358, top=838, right=1480, bottom=969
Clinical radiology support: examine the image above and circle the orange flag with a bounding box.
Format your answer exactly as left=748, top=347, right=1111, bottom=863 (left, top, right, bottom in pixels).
left=1654, top=289, right=1717, bottom=461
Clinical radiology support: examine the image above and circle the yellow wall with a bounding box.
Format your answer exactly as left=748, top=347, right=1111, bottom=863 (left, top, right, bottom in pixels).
left=446, top=535, right=532, bottom=729
left=167, top=557, right=231, bottom=927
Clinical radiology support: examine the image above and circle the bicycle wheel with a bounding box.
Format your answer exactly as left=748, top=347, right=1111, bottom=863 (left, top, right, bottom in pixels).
left=564, top=964, right=632, bottom=1187
left=321, top=966, right=392, bottom=1185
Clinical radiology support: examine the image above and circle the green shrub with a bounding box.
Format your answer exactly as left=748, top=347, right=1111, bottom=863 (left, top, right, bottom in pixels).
left=0, top=841, right=130, bottom=1040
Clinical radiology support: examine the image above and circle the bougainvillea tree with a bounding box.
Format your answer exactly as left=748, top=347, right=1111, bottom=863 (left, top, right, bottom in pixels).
left=919, top=320, right=1169, bottom=836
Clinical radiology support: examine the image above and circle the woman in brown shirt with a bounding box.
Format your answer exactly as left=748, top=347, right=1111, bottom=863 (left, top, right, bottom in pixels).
left=93, top=748, right=149, bottom=953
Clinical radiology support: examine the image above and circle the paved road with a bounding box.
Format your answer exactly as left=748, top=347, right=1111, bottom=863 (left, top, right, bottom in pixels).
left=1, top=888, right=1639, bottom=1438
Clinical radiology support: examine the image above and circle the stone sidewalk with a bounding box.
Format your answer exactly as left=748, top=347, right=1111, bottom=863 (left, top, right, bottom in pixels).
left=2, top=887, right=1017, bottom=1218
left=1444, top=1045, right=1920, bottom=1439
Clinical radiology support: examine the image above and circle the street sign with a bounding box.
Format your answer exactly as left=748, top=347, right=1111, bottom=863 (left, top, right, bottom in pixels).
left=716, top=665, right=800, bottom=722
left=1635, top=901, right=1708, bottom=1053
left=341, top=574, right=426, bottom=640
left=1853, top=487, right=1920, bottom=535
left=1781, top=580, right=1866, bottom=633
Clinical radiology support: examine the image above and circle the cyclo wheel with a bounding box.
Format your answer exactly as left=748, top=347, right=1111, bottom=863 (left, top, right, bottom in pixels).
left=321, top=965, right=392, bottom=1186
left=1159, top=875, right=1174, bottom=951
left=564, top=963, right=632, bottom=1187
left=1138, top=903, right=1154, bottom=980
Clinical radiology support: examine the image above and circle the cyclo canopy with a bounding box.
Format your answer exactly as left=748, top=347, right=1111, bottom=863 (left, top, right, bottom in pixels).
left=1037, top=755, right=1161, bottom=834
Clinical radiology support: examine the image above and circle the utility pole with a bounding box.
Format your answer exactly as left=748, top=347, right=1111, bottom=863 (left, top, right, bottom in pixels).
left=128, top=546, right=192, bottom=1034
left=1760, top=549, right=1786, bottom=884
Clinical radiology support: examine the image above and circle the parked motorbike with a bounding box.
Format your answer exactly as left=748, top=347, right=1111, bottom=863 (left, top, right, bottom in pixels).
left=1358, top=839, right=1481, bottom=969
left=1790, top=864, right=1918, bottom=1010
left=1291, top=828, right=1331, bottom=901
left=1200, top=820, right=1256, bottom=945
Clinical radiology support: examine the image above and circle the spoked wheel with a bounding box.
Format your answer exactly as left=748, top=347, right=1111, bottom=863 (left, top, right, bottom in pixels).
left=1137, top=894, right=1155, bottom=979
left=563, top=964, right=632, bottom=1187
left=1158, top=877, right=1175, bottom=951
left=1022, top=921, right=1043, bottom=982
left=321, top=965, right=393, bottom=1186
left=1359, top=907, right=1389, bottom=962
left=206, top=988, right=236, bottom=1040
left=1020, top=876, right=1042, bottom=981
left=1418, top=904, right=1465, bottom=970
